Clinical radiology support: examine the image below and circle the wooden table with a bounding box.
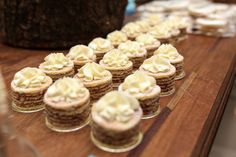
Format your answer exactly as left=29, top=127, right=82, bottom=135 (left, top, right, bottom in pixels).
left=1, top=31, right=236, bottom=157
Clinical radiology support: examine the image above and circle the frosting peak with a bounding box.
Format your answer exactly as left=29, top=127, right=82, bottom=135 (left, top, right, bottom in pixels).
left=136, top=34, right=157, bottom=46
left=149, top=26, right=171, bottom=39
left=46, top=77, right=88, bottom=103
left=95, top=91, right=140, bottom=123
left=135, top=20, right=151, bottom=33
left=118, top=41, right=143, bottom=56
left=77, top=62, right=111, bottom=81
left=141, top=55, right=171, bottom=73
left=13, top=67, right=47, bottom=88
left=101, top=49, right=130, bottom=67
left=120, top=71, right=157, bottom=96
left=121, top=22, right=141, bottom=37
left=88, top=38, right=113, bottom=52
left=107, top=31, right=128, bottom=45
left=146, top=14, right=163, bottom=26
left=67, top=45, right=95, bottom=61
left=41, top=53, right=73, bottom=70
left=154, top=44, right=180, bottom=60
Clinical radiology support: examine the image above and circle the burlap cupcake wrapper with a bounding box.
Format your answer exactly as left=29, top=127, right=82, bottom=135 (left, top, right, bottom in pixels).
left=172, top=61, right=185, bottom=80
left=130, top=56, right=146, bottom=69
left=91, top=121, right=140, bottom=147
left=47, top=69, right=75, bottom=81
left=11, top=89, right=47, bottom=113
left=96, top=53, right=106, bottom=62
left=155, top=74, right=176, bottom=96
left=45, top=100, right=90, bottom=132
left=87, top=81, right=113, bottom=101
left=139, top=96, right=160, bottom=118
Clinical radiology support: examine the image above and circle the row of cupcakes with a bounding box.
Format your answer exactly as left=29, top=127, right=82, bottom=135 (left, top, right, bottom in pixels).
left=11, top=43, right=184, bottom=113
left=10, top=49, right=184, bottom=153
left=10, top=14, right=187, bottom=153
left=120, top=14, right=188, bottom=44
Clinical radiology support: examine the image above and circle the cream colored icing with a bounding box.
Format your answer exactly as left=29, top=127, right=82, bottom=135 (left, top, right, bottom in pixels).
left=46, top=77, right=87, bottom=103
left=121, top=22, right=141, bottom=37
left=168, top=16, right=188, bottom=29
left=154, top=44, right=180, bottom=60
left=13, top=67, right=47, bottom=88
left=107, top=31, right=128, bottom=45
left=120, top=71, right=156, bottom=95
left=41, top=53, right=73, bottom=70
left=77, top=62, right=111, bottom=81
left=101, top=49, right=130, bottom=67
left=146, top=14, right=163, bottom=26
left=67, top=45, right=95, bottom=61
left=135, top=20, right=151, bottom=33
left=88, top=37, right=113, bottom=52
left=149, top=26, right=171, bottom=39
left=118, top=41, right=143, bottom=56
left=141, top=55, right=171, bottom=73
left=95, top=91, right=140, bottom=123
left=136, top=34, right=157, bottom=46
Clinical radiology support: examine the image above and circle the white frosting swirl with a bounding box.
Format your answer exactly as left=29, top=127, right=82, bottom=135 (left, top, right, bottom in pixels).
left=135, top=20, right=151, bottom=33
left=13, top=67, right=47, bottom=88
left=41, top=53, right=73, bottom=70
left=146, top=14, right=163, bottom=26
left=149, top=26, right=171, bottom=39
left=120, top=71, right=156, bottom=95
left=46, top=77, right=87, bottom=103
left=77, top=62, right=111, bottom=81
left=154, top=44, right=180, bottom=60
left=121, top=22, right=141, bottom=37
left=101, top=49, right=130, bottom=67
left=67, top=45, right=95, bottom=61
left=168, top=16, right=188, bottom=29
left=118, top=41, right=143, bottom=56
left=141, top=55, right=171, bottom=73
left=107, top=31, right=128, bottom=45
left=95, top=91, right=140, bottom=123
left=88, top=37, right=113, bottom=52
left=136, top=34, right=157, bottom=46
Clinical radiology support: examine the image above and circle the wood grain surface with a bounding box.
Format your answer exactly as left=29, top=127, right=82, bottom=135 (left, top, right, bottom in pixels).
left=0, top=30, right=236, bottom=157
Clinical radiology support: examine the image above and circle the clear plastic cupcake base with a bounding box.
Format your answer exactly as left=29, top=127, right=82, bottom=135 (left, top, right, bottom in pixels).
left=175, top=71, right=186, bottom=80
left=11, top=102, right=44, bottom=113
left=142, top=105, right=161, bottom=120
left=45, top=117, right=90, bottom=133
left=91, top=132, right=143, bottom=153
left=160, top=87, right=176, bottom=97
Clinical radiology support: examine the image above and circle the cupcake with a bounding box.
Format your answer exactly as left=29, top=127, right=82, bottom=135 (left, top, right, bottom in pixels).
left=139, top=55, right=176, bottom=96
left=44, top=77, right=90, bottom=132
left=154, top=44, right=185, bottom=80
left=66, top=45, right=96, bottom=71
left=195, top=18, right=228, bottom=35
left=135, top=20, right=152, bottom=33
left=163, top=21, right=181, bottom=44
left=74, top=62, right=113, bottom=101
left=107, top=30, right=128, bottom=48
left=145, top=14, right=164, bottom=27
left=118, top=41, right=147, bottom=69
left=121, top=22, right=142, bottom=40
left=88, top=37, right=114, bottom=62
left=91, top=91, right=143, bottom=153
left=39, top=53, right=74, bottom=81
left=136, top=33, right=161, bottom=58
left=11, top=67, right=52, bottom=113
left=168, top=16, right=189, bottom=40
left=149, top=26, right=172, bottom=44
left=99, top=49, right=133, bottom=88
left=119, top=71, right=161, bottom=119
